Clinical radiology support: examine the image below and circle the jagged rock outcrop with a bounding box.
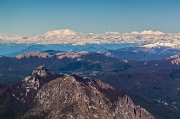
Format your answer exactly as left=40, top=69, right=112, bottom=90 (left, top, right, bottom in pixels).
left=167, top=54, right=180, bottom=65
left=10, top=66, right=61, bottom=103
left=0, top=66, right=155, bottom=119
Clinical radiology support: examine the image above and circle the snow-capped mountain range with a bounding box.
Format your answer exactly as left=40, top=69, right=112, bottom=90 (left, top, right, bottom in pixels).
left=0, top=29, right=180, bottom=48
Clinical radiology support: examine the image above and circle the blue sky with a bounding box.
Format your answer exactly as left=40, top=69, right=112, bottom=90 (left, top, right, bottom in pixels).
left=0, top=0, right=180, bottom=35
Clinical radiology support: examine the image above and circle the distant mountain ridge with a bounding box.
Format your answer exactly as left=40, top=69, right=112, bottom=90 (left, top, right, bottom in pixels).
left=97, top=47, right=180, bottom=61
left=0, top=43, right=134, bottom=57
left=0, top=51, right=180, bottom=118
left=1, top=29, right=180, bottom=48
left=0, top=51, right=180, bottom=84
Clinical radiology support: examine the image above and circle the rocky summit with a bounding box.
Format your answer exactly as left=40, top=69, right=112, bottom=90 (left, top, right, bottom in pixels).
left=0, top=66, right=155, bottom=119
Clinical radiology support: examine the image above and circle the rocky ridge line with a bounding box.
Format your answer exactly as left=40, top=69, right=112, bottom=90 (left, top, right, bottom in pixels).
left=0, top=66, right=155, bottom=119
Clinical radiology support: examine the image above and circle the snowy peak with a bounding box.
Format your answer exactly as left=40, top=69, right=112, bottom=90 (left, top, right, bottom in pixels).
left=131, top=30, right=164, bottom=35
left=45, top=29, right=77, bottom=37
left=1, top=29, right=180, bottom=49
left=131, top=31, right=140, bottom=34
left=105, top=31, right=120, bottom=35
left=142, top=42, right=178, bottom=48
left=141, top=30, right=164, bottom=35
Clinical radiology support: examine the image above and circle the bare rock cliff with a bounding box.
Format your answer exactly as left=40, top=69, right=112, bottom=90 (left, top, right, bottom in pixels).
left=0, top=66, right=155, bottom=119
left=24, top=68, right=155, bottom=119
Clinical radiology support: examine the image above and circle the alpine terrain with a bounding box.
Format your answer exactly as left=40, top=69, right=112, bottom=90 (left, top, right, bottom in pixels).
left=0, top=66, right=155, bottom=119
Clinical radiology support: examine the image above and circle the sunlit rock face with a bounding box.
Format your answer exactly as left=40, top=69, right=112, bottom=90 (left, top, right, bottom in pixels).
left=15, top=52, right=54, bottom=59
left=167, top=54, right=180, bottom=65
left=32, top=65, right=54, bottom=77
left=0, top=66, right=155, bottom=119
left=24, top=68, right=155, bottom=119
left=55, top=51, right=89, bottom=59
left=3, top=66, right=60, bottom=106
